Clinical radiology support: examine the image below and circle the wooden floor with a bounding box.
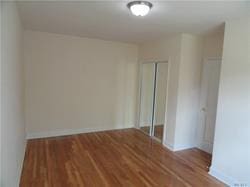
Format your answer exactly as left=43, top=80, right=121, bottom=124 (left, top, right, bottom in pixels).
left=20, top=128, right=225, bottom=187
left=141, top=125, right=164, bottom=140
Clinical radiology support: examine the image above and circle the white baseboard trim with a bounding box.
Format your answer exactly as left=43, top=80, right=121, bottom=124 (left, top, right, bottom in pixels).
left=163, top=141, right=195, bottom=152
left=163, top=141, right=175, bottom=151
left=26, top=126, right=134, bottom=139
left=198, top=141, right=213, bottom=154
left=173, top=144, right=195, bottom=151
left=209, top=166, right=239, bottom=186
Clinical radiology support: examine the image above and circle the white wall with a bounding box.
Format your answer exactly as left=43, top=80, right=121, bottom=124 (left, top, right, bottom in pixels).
left=210, top=18, right=250, bottom=186
left=174, top=34, right=204, bottom=150
left=24, top=30, right=138, bottom=138
left=203, top=33, right=224, bottom=59
left=1, top=2, right=26, bottom=187
left=139, top=34, right=204, bottom=150
left=139, top=35, right=182, bottom=147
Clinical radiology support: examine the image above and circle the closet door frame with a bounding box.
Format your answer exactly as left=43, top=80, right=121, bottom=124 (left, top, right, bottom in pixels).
left=138, top=61, right=169, bottom=142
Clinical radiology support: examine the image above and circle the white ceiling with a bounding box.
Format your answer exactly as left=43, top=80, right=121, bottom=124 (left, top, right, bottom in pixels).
left=18, top=1, right=250, bottom=43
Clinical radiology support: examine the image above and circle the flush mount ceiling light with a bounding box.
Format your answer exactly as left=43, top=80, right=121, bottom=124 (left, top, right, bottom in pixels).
left=127, top=1, right=153, bottom=17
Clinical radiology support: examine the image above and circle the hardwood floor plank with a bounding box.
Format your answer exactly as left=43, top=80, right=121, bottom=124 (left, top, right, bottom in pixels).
left=20, top=128, right=225, bottom=187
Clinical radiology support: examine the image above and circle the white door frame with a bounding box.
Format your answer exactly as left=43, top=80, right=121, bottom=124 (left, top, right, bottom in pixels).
left=197, top=58, right=221, bottom=154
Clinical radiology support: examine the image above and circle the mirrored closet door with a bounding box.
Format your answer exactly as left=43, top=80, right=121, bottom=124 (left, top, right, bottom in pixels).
left=139, top=63, right=155, bottom=136
left=139, top=62, right=168, bottom=142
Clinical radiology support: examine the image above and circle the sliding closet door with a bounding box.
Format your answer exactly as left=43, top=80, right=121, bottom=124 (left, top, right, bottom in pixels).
left=139, top=63, right=155, bottom=136
left=153, top=63, right=168, bottom=141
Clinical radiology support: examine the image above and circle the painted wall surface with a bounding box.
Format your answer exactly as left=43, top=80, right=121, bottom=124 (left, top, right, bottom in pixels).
left=1, top=2, right=26, bottom=186
left=203, top=33, right=224, bottom=59
left=174, top=34, right=204, bottom=150
left=139, top=35, right=182, bottom=147
left=139, top=34, right=204, bottom=150
left=210, top=18, right=250, bottom=186
left=24, top=30, right=138, bottom=137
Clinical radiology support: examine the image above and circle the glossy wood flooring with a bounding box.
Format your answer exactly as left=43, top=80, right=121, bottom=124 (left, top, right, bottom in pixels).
left=20, top=128, right=225, bottom=187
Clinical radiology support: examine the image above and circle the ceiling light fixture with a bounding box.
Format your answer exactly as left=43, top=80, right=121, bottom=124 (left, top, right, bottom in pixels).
left=127, top=1, right=153, bottom=17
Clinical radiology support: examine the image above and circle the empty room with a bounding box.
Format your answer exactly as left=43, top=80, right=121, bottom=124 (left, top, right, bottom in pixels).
left=1, top=1, right=249, bottom=186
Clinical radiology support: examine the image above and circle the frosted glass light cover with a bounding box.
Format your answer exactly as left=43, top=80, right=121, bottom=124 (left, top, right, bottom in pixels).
left=130, top=4, right=150, bottom=16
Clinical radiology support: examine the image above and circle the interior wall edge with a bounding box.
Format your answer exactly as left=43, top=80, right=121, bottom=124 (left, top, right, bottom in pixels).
left=209, top=166, right=238, bottom=186
left=1, top=2, right=27, bottom=186
left=162, top=141, right=175, bottom=151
